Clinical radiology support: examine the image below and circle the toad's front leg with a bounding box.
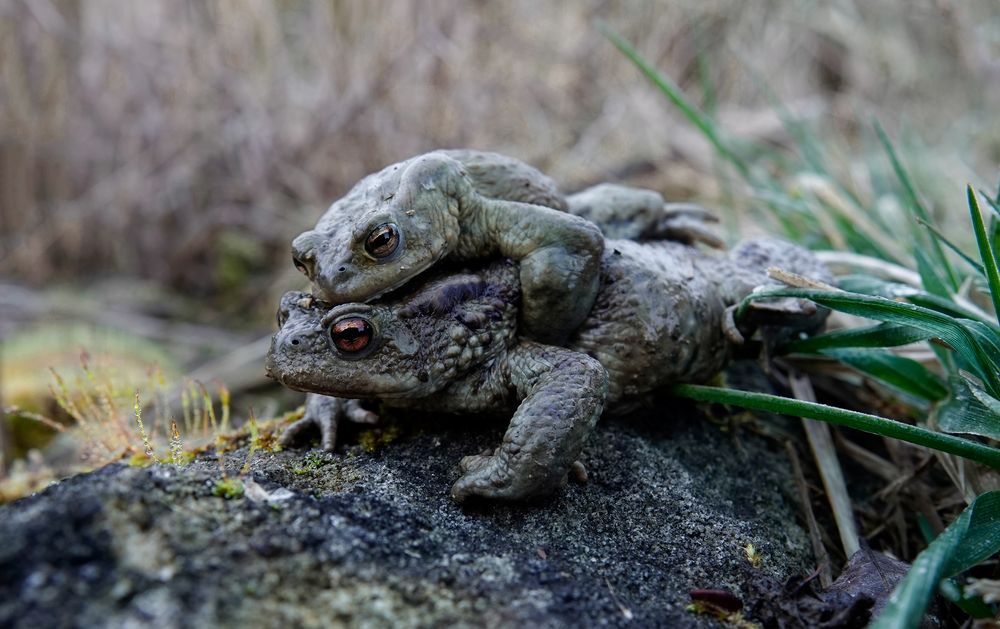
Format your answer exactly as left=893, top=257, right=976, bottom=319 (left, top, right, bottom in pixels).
left=478, top=198, right=604, bottom=345
left=450, top=343, right=608, bottom=502
left=280, top=393, right=379, bottom=452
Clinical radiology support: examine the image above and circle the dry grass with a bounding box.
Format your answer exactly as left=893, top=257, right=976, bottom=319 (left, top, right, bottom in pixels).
left=0, top=352, right=247, bottom=501
left=1, top=0, right=996, bottom=314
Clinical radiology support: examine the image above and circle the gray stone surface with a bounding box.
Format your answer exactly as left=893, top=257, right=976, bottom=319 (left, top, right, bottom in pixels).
left=0, top=399, right=812, bottom=628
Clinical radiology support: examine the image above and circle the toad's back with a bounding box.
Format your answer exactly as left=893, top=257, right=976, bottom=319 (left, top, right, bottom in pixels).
left=569, top=238, right=829, bottom=403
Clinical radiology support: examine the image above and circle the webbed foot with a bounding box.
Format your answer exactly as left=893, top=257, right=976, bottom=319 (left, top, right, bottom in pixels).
left=451, top=451, right=565, bottom=503
left=654, top=204, right=724, bottom=248
left=458, top=451, right=494, bottom=473
left=450, top=343, right=607, bottom=503
left=280, top=393, right=379, bottom=452
left=723, top=298, right=824, bottom=346
left=566, top=184, right=722, bottom=247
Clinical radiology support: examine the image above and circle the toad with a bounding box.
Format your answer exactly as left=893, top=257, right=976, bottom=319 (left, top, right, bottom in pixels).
left=267, top=237, right=831, bottom=502
left=290, top=150, right=719, bottom=345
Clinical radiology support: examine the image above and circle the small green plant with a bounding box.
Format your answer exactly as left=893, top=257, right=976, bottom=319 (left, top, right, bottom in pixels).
left=133, top=392, right=154, bottom=458
left=43, top=355, right=234, bottom=465
left=292, top=451, right=331, bottom=475
left=208, top=408, right=268, bottom=500
left=169, top=420, right=185, bottom=465
left=358, top=421, right=403, bottom=453
left=212, top=477, right=245, bottom=500
left=240, top=410, right=260, bottom=476
left=742, top=543, right=763, bottom=569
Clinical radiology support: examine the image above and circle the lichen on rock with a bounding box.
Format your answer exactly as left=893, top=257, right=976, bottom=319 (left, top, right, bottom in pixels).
left=0, top=392, right=811, bottom=628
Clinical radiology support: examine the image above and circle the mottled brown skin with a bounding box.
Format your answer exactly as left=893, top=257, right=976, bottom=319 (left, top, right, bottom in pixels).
left=267, top=238, right=831, bottom=502
left=290, top=150, right=721, bottom=346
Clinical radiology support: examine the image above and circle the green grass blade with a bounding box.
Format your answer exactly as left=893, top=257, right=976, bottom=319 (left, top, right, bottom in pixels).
left=991, top=217, right=1000, bottom=263
left=671, top=384, right=1000, bottom=469
left=871, top=491, right=1000, bottom=629
left=740, top=54, right=878, bottom=223
left=874, top=120, right=959, bottom=290
left=835, top=275, right=905, bottom=296
left=597, top=21, right=751, bottom=180
left=939, top=579, right=996, bottom=620
left=981, top=187, right=1000, bottom=218
left=961, top=321, right=1000, bottom=386
left=741, top=61, right=828, bottom=177
left=968, top=186, right=1000, bottom=326
left=741, top=287, right=1000, bottom=395
left=915, top=217, right=986, bottom=276
left=751, top=192, right=908, bottom=262
left=822, top=348, right=948, bottom=402
left=834, top=276, right=994, bottom=326
left=787, top=322, right=933, bottom=353
left=941, top=494, right=1000, bottom=575
left=904, top=293, right=999, bottom=328
left=874, top=121, right=929, bottom=222
left=983, top=189, right=1000, bottom=255
left=936, top=376, right=1000, bottom=440
left=694, top=25, right=716, bottom=117
left=914, top=247, right=952, bottom=299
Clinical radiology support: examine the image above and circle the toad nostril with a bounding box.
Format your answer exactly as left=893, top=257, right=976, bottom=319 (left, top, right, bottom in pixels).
left=292, top=254, right=313, bottom=278
left=338, top=266, right=346, bottom=272
left=290, top=338, right=300, bottom=346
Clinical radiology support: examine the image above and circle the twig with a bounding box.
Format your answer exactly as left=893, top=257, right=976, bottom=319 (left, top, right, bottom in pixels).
left=785, top=440, right=833, bottom=588
left=0, top=282, right=251, bottom=351
left=604, top=577, right=634, bottom=620
left=833, top=432, right=897, bottom=482
left=790, top=372, right=860, bottom=559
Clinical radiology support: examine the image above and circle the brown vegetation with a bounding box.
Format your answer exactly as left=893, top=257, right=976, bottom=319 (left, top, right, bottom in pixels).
left=2, top=0, right=996, bottom=318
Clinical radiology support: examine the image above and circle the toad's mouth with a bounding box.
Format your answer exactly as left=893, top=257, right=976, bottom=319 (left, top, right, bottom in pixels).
left=314, top=249, right=447, bottom=306
left=266, top=361, right=425, bottom=399
left=359, top=256, right=498, bottom=306
left=361, top=258, right=442, bottom=304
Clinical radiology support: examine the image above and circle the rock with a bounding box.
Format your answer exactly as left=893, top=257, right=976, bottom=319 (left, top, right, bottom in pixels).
left=0, top=396, right=812, bottom=628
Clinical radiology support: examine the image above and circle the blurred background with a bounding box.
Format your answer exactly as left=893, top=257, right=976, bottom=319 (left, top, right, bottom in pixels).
left=1, top=0, right=998, bottom=468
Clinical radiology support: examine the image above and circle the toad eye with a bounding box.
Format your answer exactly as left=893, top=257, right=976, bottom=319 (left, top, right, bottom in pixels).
left=329, top=317, right=373, bottom=353
left=276, top=307, right=289, bottom=329
left=364, top=223, right=400, bottom=258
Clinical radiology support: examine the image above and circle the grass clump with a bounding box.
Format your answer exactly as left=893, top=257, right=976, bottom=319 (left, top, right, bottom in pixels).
left=0, top=354, right=264, bottom=502
left=602, top=24, right=1000, bottom=626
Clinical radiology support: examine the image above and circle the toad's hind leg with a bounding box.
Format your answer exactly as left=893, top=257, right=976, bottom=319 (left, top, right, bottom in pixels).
left=720, top=239, right=834, bottom=347
left=450, top=343, right=608, bottom=503
left=723, top=298, right=828, bottom=346
left=567, top=183, right=723, bottom=247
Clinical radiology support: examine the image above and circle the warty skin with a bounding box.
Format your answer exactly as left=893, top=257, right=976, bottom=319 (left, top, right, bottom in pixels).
left=268, top=237, right=831, bottom=502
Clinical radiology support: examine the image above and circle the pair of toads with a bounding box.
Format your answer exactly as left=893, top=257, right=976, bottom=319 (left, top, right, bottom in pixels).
left=266, top=150, right=832, bottom=502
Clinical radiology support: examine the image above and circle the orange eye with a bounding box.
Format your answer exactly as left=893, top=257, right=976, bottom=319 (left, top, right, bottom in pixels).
left=364, top=223, right=400, bottom=258
left=329, top=317, right=373, bottom=353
